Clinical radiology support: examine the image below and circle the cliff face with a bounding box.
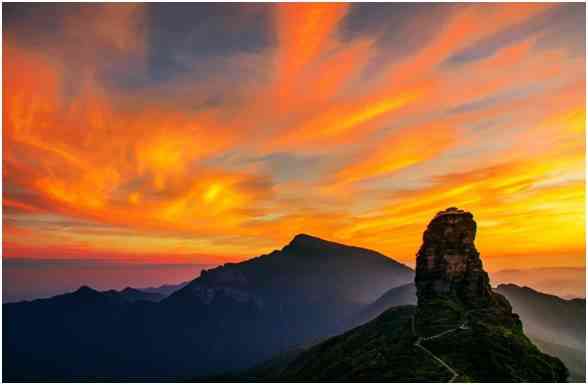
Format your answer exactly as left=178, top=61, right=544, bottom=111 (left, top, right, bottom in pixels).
left=416, top=207, right=491, bottom=305
left=415, top=207, right=516, bottom=335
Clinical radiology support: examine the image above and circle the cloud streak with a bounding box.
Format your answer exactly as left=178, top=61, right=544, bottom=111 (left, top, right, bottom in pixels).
left=3, top=3, right=585, bottom=269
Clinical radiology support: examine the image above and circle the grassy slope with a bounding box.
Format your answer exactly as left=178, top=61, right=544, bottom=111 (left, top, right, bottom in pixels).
left=272, top=300, right=568, bottom=382
left=276, top=305, right=452, bottom=381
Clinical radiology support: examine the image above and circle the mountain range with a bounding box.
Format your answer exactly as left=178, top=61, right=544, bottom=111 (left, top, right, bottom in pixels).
left=4, top=233, right=414, bottom=380
left=256, top=208, right=569, bottom=381
left=3, top=214, right=584, bottom=381
left=490, top=267, right=586, bottom=299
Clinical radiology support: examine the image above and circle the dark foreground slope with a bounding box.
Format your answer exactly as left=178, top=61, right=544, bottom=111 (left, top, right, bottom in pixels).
left=355, top=282, right=586, bottom=380
left=270, top=208, right=568, bottom=381
left=272, top=304, right=566, bottom=381
left=4, top=234, right=413, bottom=380
left=278, top=306, right=442, bottom=381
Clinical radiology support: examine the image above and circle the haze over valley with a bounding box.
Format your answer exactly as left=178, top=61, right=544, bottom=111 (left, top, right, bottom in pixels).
left=3, top=3, right=585, bottom=382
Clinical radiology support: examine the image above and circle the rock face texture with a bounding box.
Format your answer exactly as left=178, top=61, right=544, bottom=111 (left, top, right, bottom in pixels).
left=416, top=207, right=492, bottom=307
left=415, top=207, right=516, bottom=333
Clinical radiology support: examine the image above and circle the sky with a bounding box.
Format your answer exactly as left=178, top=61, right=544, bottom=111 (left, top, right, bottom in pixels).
left=3, top=3, right=586, bottom=278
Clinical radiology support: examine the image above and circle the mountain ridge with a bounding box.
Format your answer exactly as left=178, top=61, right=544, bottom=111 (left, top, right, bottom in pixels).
left=5, top=227, right=580, bottom=382
left=270, top=208, right=569, bottom=381
left=4, top=232, right=414, bottom=380
left=168, top=233, right=413, bottom=306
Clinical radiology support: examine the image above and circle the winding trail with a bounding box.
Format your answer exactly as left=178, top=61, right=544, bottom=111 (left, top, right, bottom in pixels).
left=411, top=312, right=471, bottom=383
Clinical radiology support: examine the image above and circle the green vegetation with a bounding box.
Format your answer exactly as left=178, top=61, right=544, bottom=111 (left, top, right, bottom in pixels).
left=422, top=307, right=567, bottom=381
left=267, top=301, right=568, bottom=382
left=274, top=306, right=455, bottom=381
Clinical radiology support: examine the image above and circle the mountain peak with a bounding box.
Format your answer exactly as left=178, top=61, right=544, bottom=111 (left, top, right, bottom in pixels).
left=291, top=233, right=322, bottom=242
left=415, top=207, right=493, bottom=307
left=284, top=233, right=381, bottom=256
left=287, top=233, right=337, bottom=249
left=414, top=207, right=523, bottom=336
left=75, top=285, right=98, bottom=295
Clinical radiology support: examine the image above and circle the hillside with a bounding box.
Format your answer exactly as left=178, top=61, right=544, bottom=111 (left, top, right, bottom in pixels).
left=4, top=234, right=413, bottom=380
left=495, top=284, right=585, bottom=350
left=4, top=214, right=576, bottom=381
left=354, top=282, right=585, bottom=380
left=270, top=208, right=568, bottom=381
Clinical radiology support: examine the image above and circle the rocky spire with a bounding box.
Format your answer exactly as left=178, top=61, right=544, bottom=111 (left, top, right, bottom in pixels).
left=415, top=207, right=494, bottom=308
left=414, top=207, right=521, bottom=339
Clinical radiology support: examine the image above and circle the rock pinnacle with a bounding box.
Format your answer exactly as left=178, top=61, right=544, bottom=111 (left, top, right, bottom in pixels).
left=415, top=207, right=494, bottom=307
left=414, top=207, right=517, bottom=334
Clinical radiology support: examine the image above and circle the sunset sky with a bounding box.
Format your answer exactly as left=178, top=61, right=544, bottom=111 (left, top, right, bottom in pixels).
left=3, top=3, right=586, bottom=275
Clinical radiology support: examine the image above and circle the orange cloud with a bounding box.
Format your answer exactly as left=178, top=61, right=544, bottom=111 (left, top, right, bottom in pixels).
left=378, top=3, right=552, bottom=86
left=334, top=122, right=456, bottom=185
left=273, top=3, right=349, bottom=98
left=3, top=32, right=265, bottom=243
left=269, top=85, right=427, bottom=149
left=331, top=149, right=584, bottom=269
left=3, top=4, right=584, bottom=272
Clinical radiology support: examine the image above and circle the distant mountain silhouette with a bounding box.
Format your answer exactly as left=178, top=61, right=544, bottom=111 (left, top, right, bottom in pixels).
left=4, top=234, right=413, bottom=380
left=115, top=287, right=167, bottom=302
left=490, top=267, right=586, bottom=299
left=267, top=208, right=568, bottom=381
left=4, top=285, right=168, bottom=305
left=4, top=227, right=579, bottom=381
left=7, top=285, right=164, bottom=305
left=135, top=281, right=189, bottom=297
left=353, top=283, right=416, bottom=326
left=494, top=284, right=585, bottom=349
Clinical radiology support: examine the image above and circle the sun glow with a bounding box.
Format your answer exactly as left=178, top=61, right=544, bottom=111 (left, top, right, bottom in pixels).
left=3, top=3, right=585, bottom=270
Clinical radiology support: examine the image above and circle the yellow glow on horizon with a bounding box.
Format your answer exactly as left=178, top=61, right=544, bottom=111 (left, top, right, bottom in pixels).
left=3, top=3, right=584, bottom=272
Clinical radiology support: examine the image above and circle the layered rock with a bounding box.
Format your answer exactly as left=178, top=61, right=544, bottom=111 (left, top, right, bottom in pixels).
left=415, top=207, right=516, bottom=333
left=416, top=207, right=493, bottom=306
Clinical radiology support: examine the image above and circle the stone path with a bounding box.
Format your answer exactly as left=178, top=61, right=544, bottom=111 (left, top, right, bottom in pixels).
left=411, top=312, right=471, bottom=383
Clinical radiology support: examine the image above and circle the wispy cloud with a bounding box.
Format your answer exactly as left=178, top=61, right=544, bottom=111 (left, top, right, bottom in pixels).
left=3, top=3, right=585, bottom=269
